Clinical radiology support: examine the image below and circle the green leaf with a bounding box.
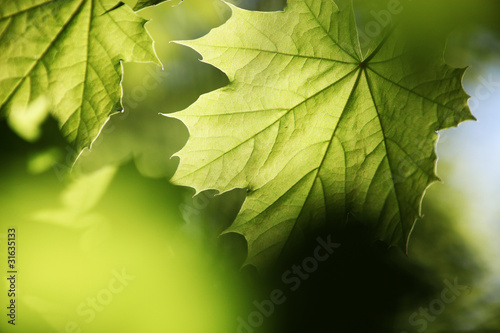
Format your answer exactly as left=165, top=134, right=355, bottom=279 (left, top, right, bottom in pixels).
left=169, top=0, right=474, bottom=270
left=0, top=0, right=160, bottom=152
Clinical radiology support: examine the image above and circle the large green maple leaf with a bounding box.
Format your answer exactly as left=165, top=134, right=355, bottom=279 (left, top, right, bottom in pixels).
left=0, top=0, right=161, bottom=152
left=169, top=0, right=473, bottom=269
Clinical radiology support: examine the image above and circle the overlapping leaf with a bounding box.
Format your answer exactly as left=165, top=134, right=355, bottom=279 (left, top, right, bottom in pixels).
left=134, top=0, right=171, bottom=11
left=169, top=0, right=473, bottom=270
left=0, top=0, right=160, bottom=152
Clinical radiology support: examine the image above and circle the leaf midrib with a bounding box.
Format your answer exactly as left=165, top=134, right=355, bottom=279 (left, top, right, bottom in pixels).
left=274, top=69, right=363, bottom=260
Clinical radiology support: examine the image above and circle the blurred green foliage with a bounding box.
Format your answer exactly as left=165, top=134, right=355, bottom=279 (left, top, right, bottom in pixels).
left=1, top=0, right=500, bottom=332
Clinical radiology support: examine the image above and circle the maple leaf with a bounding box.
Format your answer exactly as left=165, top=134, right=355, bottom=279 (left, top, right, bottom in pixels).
left=169, top=0, right=473, bottom=270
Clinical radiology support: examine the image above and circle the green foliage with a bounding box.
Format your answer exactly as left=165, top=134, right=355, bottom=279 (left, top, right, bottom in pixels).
left=2, top=0, right=500, bottom=331
left=169, top=0, right=474, bottom=269
left=0, top=0, right=160, bottom=152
